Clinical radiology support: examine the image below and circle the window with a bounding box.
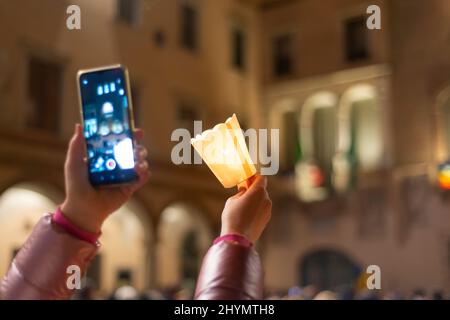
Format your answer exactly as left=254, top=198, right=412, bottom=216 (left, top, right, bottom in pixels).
left=232, top=28, right=245, bottom=70
left=273, top=34, right=293, bottom=77
left=153, top=29, right=166, bottom=47
left=345, top=16, right=369, bottom=61
left=296, top=93, right=337, bottom=202
left=312, top=106, right=337, bottom=188
left=180, top=4, right=198, bottom=51
left=300, top=249, right=360, bottom=290
left=437, top=88, right=450, bottom=171
left=339, top=85, right=382, bottom=176
left=283, top=111, right=300, bottom=174
left=349, top=98, right=382, bottom=170
left=117, top=0, right=139, bottom=26
left=27, top=57, right=62, bottom=133
left=177, top=102, right=199, bottom=135
left=181, top=230, right=200, bottom=283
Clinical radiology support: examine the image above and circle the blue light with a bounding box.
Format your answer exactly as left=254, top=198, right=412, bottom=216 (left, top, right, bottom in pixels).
left=119, top=89, right=125, bottom=95
left=97, top=86, right=103, bottom=95
left=82, top=79, right=88, bottom=85
left=104, top=84, right=110, bottom=94
left=110, top=82, right=116, bottom=92
left=117, top=79, right=121, bottom=84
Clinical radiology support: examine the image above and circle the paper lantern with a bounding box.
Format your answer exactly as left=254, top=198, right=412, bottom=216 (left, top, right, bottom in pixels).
left=191, top=114, right=257, bottom=188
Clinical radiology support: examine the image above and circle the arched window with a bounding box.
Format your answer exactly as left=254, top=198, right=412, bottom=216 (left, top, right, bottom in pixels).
left=101, top=200, right=151, bottom=294
left=339, top=85, right=382, bottom=170
left=437, top=88, right=450, bottom=160
left=334, top=84, right=382, bottom=191
left=296, top=92, right=338, bottom=201
left=300, top=249, right=361, bottom=291
left=270, top=99, right=300, bottom=175
left=157, top=203, right=212, bottom=296
left=311, top=105, right=337, bottom=187
left=0, top=183, right=62, bottom=277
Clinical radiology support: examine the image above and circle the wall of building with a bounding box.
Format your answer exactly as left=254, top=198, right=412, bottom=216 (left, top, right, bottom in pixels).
left=390, top=0, right=450, bottom=166
left=258, top=0, right=450, bottom=294
left=259, top=0, right=390, bottom=84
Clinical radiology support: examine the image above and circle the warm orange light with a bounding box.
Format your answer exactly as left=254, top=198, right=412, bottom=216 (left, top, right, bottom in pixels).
left=438, top=164, right=450, bottom=190
left=438, top=174, right=450, bottom=189
left=191, top=114, right=257, bottom=188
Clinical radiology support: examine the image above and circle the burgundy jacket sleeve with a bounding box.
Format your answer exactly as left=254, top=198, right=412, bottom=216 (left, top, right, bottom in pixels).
left=194, top=241, right=263, bottom=300
left=0, top=214, right=98, bottom=300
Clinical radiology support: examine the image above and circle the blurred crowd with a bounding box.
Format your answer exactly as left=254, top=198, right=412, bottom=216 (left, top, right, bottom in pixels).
left=72, top=277, right=197, bottom=300
left=266, top=285, right=448, bottom=300
left=72, top=277, right=448, bottom=300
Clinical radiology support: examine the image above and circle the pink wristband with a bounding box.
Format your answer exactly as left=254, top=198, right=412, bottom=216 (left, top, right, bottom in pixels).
left=213, top=234, right=253, bottom=248
left=52, top=207, right=101, bottom=245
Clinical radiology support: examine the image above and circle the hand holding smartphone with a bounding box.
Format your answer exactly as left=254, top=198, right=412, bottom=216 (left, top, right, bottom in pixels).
left=77, top=65, right=138, bottom=186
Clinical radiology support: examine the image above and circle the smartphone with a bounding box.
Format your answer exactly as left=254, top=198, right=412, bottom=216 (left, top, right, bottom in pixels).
left=77, top=65, right=138, bottom=186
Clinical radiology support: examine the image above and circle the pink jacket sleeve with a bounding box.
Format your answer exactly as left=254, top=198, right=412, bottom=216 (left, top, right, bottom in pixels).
left=0, top=214, right=98, bottom=300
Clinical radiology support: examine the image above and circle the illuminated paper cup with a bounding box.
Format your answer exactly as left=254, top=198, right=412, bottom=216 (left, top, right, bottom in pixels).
left=191, top=114, right=257, bottom=188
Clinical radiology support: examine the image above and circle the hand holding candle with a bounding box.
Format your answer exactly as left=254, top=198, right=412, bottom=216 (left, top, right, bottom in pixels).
left=220, top=175, right=272, bottom=242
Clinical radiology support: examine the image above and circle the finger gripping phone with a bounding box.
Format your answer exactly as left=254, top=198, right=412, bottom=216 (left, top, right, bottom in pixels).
left=77, top=65, right=138, bottom=186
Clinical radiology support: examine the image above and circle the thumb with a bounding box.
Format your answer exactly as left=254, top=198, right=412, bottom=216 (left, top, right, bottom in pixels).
left=66, top=124, right=86, bottom=171
left=247, top=175, right=267, bottom=191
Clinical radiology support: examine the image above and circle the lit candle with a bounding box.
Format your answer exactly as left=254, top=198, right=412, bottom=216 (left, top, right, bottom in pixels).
left=191, top=114, right=257, bottom=188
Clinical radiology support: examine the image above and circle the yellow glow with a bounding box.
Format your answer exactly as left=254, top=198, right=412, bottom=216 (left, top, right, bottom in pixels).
left=191, top=114, right=257, bottom=188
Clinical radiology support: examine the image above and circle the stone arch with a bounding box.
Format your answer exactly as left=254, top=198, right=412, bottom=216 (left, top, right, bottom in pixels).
left=337, top=83, right=382, bottom=171
left=298, top=247, right=361, bottom=291
left=300, top=91, right=338, bottom=161
left=0, top=181, right=63, bottom=276
left=99, top=198, right=154, bottom=294
left=155, top=201, right=213, bottom=296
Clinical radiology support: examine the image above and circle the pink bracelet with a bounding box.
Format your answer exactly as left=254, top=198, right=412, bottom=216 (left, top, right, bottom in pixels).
left=213, top=234, right=253, bottom=248
left=52, top=207, right=101, bottom=245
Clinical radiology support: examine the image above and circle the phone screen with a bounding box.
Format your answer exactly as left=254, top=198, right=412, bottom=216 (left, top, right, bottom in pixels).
left=78, top=66, right=137, bottom=186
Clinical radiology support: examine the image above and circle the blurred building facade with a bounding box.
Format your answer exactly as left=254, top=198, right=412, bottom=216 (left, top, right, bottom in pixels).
left=0, top=0, right=450, bottom=296
left=260, top=0, right=450, bottom=294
